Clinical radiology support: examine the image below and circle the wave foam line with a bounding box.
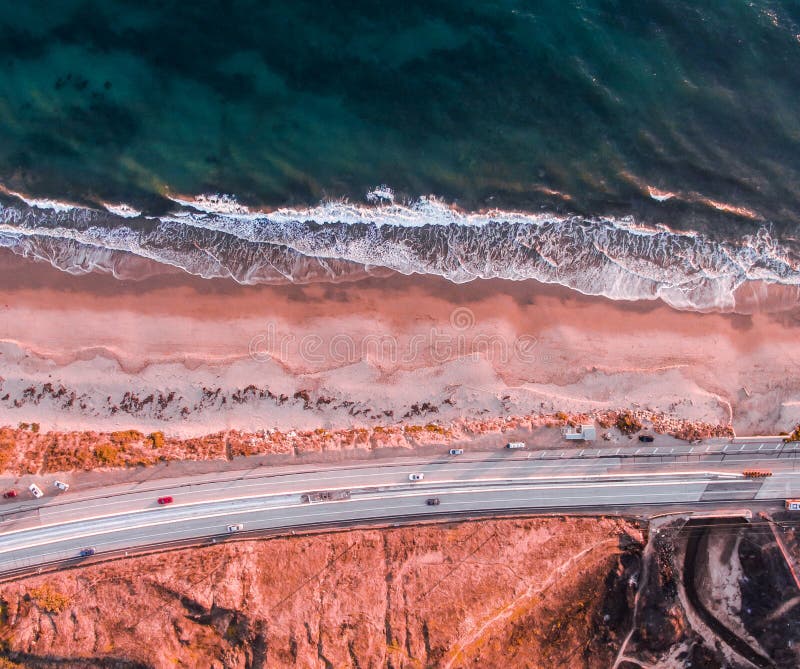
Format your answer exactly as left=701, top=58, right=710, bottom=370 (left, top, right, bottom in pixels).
left=1, top=194, right=799, bottom=312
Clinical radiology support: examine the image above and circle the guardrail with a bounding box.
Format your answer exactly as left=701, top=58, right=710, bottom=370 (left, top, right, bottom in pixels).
left=521, top=441, right=799, bottom=462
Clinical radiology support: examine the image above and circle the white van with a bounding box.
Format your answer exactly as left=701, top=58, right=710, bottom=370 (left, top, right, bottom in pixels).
left=506, top=442, right=526, bottom=449
left=29, top=483, right=44, bottom=498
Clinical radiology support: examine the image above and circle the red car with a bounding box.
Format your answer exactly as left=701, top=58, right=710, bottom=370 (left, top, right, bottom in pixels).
left=3, top=490, right=17, bottom=499
left=157, top=496, right=173, bottom=505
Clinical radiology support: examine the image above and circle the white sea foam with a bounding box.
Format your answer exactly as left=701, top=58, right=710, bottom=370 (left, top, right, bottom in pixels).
left=102, top=202, right=142, bottom=218
left=1, top=193, right=799, bottom=313
left=166, top=192, right=252, bottom=215
left=0, top=185, right=81, bottom=213
left=647, top=186, right=676, bottom=202
left=366, top=185, right=395, bottom=203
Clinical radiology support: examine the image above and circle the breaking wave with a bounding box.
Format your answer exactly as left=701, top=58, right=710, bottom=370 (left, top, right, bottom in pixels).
left=1, top=191, right=799, bottom=312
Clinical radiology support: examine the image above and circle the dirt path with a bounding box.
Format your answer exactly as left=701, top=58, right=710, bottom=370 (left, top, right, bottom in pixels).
left=683, top=519, right=774, bottom=669
left=440, top=537, right=619, bottom=669
left=611, top=528, right=653, bottom=669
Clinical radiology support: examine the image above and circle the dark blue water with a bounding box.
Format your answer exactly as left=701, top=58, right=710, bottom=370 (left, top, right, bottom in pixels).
left=1, top=0, right=800, bottom=309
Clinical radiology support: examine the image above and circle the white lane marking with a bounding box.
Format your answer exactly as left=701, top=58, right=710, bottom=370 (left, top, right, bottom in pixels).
left=9, top=447, right=792, bottom=515
left=11, top=452, right=794, bottom=528
left=1, top=481, right=714, bottom=562
left=0, top=476, right=726, bottom=554
left=3, top=469, right=738, bottom=541
left=7, top=484, right=713, bottom=567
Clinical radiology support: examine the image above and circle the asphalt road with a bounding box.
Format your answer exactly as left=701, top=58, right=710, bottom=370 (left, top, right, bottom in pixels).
left=0, top=440, right=798, bottom=576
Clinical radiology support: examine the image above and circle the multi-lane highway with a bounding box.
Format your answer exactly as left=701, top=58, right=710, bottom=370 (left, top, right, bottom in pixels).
left=0, top=439, right=798, bottom=578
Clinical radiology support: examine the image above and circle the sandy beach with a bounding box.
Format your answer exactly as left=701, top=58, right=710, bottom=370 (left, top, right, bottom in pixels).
left=0, top=251, right=799, bottom=437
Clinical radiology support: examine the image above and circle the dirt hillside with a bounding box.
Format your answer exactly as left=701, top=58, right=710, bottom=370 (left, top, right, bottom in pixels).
left=0, top=517, right=643, bottom=669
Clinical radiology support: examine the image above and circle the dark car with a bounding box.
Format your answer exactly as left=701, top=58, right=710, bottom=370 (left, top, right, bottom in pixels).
left=79, top=547, right=96, bottom=557
left=2, top=490, right=17, bottom=499
left=638, top=435, right=654, bottom=443
left=426, top=498, right=441, bottom=506
left=157, top=496, right=174, bottom=505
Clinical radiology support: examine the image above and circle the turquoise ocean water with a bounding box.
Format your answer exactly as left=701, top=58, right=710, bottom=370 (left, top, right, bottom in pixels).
left=1, top=1, right=800, bottom=309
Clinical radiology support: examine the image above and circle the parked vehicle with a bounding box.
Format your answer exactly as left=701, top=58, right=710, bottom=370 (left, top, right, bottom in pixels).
left=638, top=435, right=654, bottom=443
left=79, top=547, right=96, bottom=557
left=426, top=498, right=440, bottom=506
left=408, top=473, right=424, bottom=481
left=449, top=449, right=464, bottom=455
left=506, top=442, right=526, bottom=449
left=786, top=500, right=800, bottom=511
left=157, top=496, right=174, bottom=505
left=2, top=490, right=17, bottom=499
left=227, top=524, right=244, bottom=532
left=54, top=480, right=69, bottom=491
left=29, top=484, right=43, bottom=498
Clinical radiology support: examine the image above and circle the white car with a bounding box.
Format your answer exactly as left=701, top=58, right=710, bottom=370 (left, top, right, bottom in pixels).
left=29, top=484, right=43, bottom=498
left=408, top=473, right=424, bottom=482
left=54, top=480, right=69, bottom=492
left=227, top=524, right=244, bottom=533
left=449, top=449, right=464, bottom=455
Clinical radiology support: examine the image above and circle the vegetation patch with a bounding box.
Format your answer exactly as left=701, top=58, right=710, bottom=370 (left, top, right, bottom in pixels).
left=109, top=430, right=144, bottom=445
left=28, top=584, right=71, bottom=614
left=615, top=412, right=643, bottom=434
left=94, top=443, right=122, bottom=467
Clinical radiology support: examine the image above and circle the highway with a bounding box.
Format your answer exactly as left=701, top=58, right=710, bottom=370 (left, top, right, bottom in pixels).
left=0, top=439, right=798, bottom=578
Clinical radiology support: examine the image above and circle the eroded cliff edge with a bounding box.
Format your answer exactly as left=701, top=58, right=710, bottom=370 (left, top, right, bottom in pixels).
left=0, top=514, right=798, bottom=669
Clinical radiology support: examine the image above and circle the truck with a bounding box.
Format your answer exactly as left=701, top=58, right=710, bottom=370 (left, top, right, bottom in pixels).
left=506, top=442, right=526, bottom=449
left=301, top=490, right=351, bottom=504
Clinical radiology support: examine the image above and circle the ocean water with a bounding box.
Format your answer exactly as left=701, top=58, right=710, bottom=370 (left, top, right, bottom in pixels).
left=1, top=0, right=800, bottom=309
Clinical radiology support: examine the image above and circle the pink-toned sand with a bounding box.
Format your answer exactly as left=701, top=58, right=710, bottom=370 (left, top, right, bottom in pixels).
left=0, top=253, right=798, bottom=435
